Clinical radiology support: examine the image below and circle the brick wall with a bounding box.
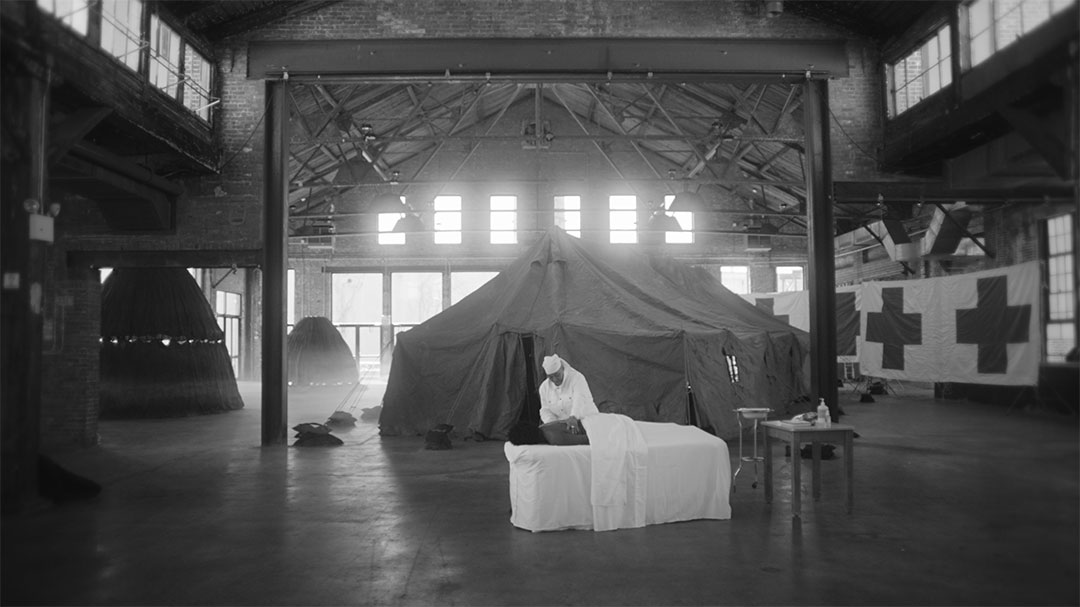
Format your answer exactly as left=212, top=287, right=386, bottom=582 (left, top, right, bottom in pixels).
left=40, top=257, right=101, bottom=450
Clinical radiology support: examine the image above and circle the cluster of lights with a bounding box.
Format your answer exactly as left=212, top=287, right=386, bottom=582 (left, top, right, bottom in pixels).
left=100, top=336, right=224, bottom=346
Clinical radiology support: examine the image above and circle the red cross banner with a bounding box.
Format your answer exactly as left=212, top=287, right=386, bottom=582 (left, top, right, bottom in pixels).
left=859, top=261, right=1041, bottom=386
left=741, top=285, right=861, bottom=363
left=742, top=291, right=808, bottom=331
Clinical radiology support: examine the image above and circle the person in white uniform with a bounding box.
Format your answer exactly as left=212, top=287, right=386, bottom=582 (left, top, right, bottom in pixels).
left=537, top=354, right=599, bottom=445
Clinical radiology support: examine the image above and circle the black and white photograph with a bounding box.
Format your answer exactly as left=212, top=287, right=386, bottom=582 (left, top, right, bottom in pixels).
left=2, top=1, right=1077, bottom=605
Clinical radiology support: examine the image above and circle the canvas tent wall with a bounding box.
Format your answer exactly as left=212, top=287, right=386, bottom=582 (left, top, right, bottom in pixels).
left=287, top=316, right=359, bottom=386
left=379, top=227, right=809, bottom=440
left=100, top=267, right=244, bottom=418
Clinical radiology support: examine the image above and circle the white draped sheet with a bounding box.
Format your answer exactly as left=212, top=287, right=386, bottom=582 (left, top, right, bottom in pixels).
left=581, top=413, right=648, bottom=531
left=504, top=419, right=732, bottom=532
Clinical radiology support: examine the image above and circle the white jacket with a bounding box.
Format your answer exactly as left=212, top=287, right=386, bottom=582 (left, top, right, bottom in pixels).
left=538, top=361, right=599, bottom=423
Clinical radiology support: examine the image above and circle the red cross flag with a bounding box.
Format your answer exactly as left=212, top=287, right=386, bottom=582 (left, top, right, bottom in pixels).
left=742, top=285, right=861, bottom=363
left=742, top=291, right=809, bottom=331
left=859, top=261, right=1040, bottom=386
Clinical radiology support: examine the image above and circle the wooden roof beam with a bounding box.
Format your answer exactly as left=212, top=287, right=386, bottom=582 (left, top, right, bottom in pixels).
left=833, top=179, right=1074, bottom=203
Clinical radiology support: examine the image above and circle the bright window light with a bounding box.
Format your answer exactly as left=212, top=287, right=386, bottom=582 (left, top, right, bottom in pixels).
left=490, top=195, right=517, bottom=244
left=887, top=25, right=952, bottom=118
left=378, top=213, right=405, bottom=245
left=183, top=45, right=213, bottom=121
left=1046, top=213, right=1076, bottom=362
left=554, top=195, right=581, bottom=238
left=434, top=195, right=462, bottom=244
left=609, top=195, right=637, bottom=244
left=100, top=0, right=143, bottom=72
left=663, top=194, right=694, bottom=244
left=451, top=272, right=498, bottom=305
left=776, top=266, right=804, bottom=292
left=720, top=266, right=750, bottom=294
left=36, top=0, right=89, bottom=35
left=149, top=14, right=182, bottom=100
left=968, top=0, right=1074, bottom=68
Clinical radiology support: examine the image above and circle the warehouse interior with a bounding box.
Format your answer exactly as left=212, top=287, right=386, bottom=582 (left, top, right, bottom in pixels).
left=1, top=1, right=1077, bottom=605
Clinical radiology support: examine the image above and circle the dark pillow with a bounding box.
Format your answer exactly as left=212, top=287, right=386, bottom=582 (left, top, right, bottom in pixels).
left=508, top=421, right=545, bottom=445
left=539, top=421, right=589, bottom=446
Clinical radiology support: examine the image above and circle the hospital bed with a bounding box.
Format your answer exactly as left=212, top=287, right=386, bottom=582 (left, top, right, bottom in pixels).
left=504, top=420, right=732, bottom=532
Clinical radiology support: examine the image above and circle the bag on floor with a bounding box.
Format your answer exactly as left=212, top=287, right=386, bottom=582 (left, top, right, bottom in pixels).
left=425, top=424, right=454, bottom=450
left=292, top=422, right=344, bottom=447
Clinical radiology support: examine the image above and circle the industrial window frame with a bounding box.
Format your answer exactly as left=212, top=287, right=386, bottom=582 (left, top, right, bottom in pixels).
left=720, top=265, right=751, bottom=295
left=215, top=290, right=242, bottom=376
left=490, top=195, right=518, bottom=244
left=965, top=0, right=1075, bottom=69
left=1044, top=213, right=1076, bottom=363
left=885, top=25, right=953, bottom=119
left=433, top=195, right=463, bottom=245
left=609, top=195, right=638, bottom=244
left=35, top=0, right=216, bottom=124
left=35, top=0, right=89, bottom=35
left=100, top=0, right=143, bottom=72
left=662, top=194, right=694, bottom=244
left=775, top=266, right=805, bottom=292
left=554, top=195, right=581, bottom=238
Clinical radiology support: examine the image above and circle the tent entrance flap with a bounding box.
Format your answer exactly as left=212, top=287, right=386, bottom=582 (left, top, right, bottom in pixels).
left=686, top=383, right=700, bottom=429
left=519, top=334, right=541, bottom=427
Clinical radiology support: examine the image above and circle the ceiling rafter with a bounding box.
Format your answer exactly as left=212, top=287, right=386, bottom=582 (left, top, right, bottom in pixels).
left=550, top=85, right=637, bottom=195
left=771, top=85, right=801, bottom=133
left=739, top=162, right=805, bottom=211
left=379, top=83, right=437, bottom=149
left=432, top=83, right=527, bottom=196
left=748, top=187, right=807, bottom=230
left=639, top=84, right=666, bottom=135
left=584, top=83, right=671, bottom=187
left=739, top=84, right=772, bottom=134
left=670, top=82, right=745, bottom=129
left=719, top=84, right=770, bottom=178
left=401, top=82, right=503, bottom=196
left=283, top=75, right=816, bottom=225
left=288, top=147, right=325, bottom=192
left=639, top=84, right=719, bottom=183
left=369, top=83, right=483, bottom=151
left=755, top=144, right=792, bottom=175
left=309, top=84, right=358, bottom=139
left=314, top=84, right=393, bottom=182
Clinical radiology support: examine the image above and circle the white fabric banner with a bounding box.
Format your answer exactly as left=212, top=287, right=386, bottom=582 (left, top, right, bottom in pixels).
left=741, top=291, right=809, bottom=331
left=859, top=261, right=1041, bottom=386
left=741, top=285, right=860, bottom=363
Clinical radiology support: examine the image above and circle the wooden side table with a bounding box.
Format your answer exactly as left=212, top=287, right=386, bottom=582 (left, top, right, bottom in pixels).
left=761, top=421, right=854, bottom=519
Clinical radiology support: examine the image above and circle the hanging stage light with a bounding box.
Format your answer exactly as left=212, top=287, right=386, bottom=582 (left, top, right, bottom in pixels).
left=668, top=190, right=706, bottom=212
left=393, top=213, right=425, bottom=233
left=370, top=193, right=409, bottom=213
left=645, top=212, right=683, bottom=232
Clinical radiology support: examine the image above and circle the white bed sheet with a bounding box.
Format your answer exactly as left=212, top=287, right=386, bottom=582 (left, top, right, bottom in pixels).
left=504, top=421, right=732, bottom=532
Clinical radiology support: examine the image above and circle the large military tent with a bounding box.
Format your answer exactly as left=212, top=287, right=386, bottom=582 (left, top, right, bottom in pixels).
left=379, top=227, right=810, bottom=440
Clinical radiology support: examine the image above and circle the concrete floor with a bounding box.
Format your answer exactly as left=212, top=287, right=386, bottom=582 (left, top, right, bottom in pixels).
left=2, top=380, right=1077, bottom=606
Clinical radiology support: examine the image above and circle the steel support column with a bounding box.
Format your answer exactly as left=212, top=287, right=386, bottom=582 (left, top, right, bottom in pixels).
left=262, top=80, right=289, bottom=445
left=1, top=54, right=49, bottom=513
left=802, top=78, right=838, bottom=417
